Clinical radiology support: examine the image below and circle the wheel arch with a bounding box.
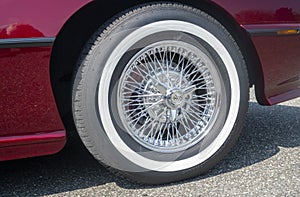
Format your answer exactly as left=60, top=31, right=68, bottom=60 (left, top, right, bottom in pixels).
left=50, top=0, right=265, bottom=130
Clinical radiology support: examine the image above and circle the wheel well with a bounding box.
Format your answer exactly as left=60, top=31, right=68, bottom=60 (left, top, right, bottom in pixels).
left=50, top=0, right=263, bottom=131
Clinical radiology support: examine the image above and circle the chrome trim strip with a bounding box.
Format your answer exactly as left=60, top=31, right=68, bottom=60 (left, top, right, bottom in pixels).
left=0, top=37, right=55, bottom=48
left=247, top=28, right=300, bottom=37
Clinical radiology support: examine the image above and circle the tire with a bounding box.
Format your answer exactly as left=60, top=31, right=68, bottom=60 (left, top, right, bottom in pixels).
left=72, top=3, right=249, bottom=184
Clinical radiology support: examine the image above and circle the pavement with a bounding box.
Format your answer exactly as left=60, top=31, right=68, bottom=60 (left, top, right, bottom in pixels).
left=0, top=89, right=299, bottom=196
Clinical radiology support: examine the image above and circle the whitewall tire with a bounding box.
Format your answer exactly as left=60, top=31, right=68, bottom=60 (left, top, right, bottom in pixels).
left=72, top=3, right=249, bottom=184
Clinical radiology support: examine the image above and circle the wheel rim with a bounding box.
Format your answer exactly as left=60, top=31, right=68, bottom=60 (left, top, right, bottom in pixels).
left=117, top=41, right=221, bottom=153
left=98, top=20, right=240, bottom=172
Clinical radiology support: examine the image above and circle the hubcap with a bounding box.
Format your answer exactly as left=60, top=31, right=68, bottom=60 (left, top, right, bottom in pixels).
left=117, top=40, right=220, bottom=153
left=167, top=89, right=184, bottom=107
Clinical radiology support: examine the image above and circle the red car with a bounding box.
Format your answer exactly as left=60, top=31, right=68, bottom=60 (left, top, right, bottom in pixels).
left=1, top=0, right=299, bottom=184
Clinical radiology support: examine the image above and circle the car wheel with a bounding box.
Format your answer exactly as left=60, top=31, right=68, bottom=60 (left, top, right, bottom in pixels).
left=72, top=3, right=249, bottom=184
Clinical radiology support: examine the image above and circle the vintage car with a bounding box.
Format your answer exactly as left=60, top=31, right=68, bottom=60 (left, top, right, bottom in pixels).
left=0, top=0, right=299, bottom=184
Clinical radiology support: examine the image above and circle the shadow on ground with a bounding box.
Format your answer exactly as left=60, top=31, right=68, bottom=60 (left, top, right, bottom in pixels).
left=0, top=102, right=299, bottom=196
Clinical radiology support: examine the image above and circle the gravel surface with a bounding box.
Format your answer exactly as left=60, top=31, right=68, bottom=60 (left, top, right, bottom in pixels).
left=1, top=90, right=299, bottom=196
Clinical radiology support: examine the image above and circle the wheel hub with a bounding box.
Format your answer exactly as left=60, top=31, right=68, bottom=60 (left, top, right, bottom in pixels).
left=167, top=89, right=184, bottom=107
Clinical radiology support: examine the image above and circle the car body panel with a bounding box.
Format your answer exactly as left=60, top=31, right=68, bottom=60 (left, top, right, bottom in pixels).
left=0, top=0, right=299, bottom=161
left=0, top=0, right=92, bottom=160
left=0, top=46, right=66, bottom=160
left=249, top=30, right=300, bottom=104
left=212, top=0, right=300, bottom=104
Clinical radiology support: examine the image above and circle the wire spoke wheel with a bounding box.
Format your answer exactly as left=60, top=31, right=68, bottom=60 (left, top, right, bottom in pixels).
left=72, top=3, right=249, bottom=184
left=118, top=41, right=220, bottom=153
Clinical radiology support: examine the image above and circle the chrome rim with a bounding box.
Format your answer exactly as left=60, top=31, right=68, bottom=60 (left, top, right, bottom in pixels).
left=117, top=40, right=221, bottom=153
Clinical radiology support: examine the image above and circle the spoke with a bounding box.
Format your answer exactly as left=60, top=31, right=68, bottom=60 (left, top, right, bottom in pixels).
left=153, top=52, right=166, bottom=73
left=145, top=108, right=167, bottom=137
left=187, top=106, right=210, bottom=126
left=175, top=51, right=186, bottom=72
left=167, top=49, right=177, bottom=88
left=181, top=108, right=200, bottom=127
left=182, top=59, right=196, bottom=74
left=179, top=59, right=185, bottom=89
left=145, top=121, right=159, bottom=140
left=136, top=64, right=169, bottom=92
left=149, top=121, right=161, bottom=139
left=166, top=123, right=171, bottom=144
left=171, top=122, right=175, bottom=144
left=183, top=85, right=197, bottom=95
left=145, top=109, right=166, bottom=138
left=173, top=121, right=183, bottom=139
left=144, top=54, right=163, bottom=84
left=123, top=100, right=142, bottom=107
left=190, top=74, right=213, bottom=86
left=136, top=116, right=152, bottom=135
left=156, top=123, right=167, bottom=146
left=126, top=108, right=144, bottom=119
left=124, top=102, right=159, bottom=107
left=178, top=114, right=192, bottom=135
left=123, top=86, right=143, bottom=93
left=134, top=62, right=162, bottom=86
left=191, top=100, right=214, bottom=109
left=183, top=64, right=201, bottom=80
left=129, top=112, right=146, bottom=126
left=192, top=92, right=214, bottom=99
left=152, top=123, right=165, bottom=140
left=170, top=109, right=177, bottom=122
left=190, top=69, right=212, bottom=84
left=125, top=82, right=144, bottom=92
left=192, top=98, right=208, bottom=102
left=187, top=102, right=209, bottom=115
left=123, top=93, right=162, bottom=98
left=127, top=99, right=164, bottom=120
left=158, top=46, right=172, bottom=89
left=125, top=74, right=141, bottom=84
left=194, top=81, right=214, bottom=90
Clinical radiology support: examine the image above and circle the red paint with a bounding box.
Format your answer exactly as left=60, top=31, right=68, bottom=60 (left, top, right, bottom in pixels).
left=212, top=0, right=300, bottom=24
left=0, top=47, right=64, bottom=137
left=0, top=130, right=65, bottom=148
left=0, top=0, right=92, bottom=38
left=0, top=24, right=44, bottom=38
left=0, top=130, right=65, bottom=161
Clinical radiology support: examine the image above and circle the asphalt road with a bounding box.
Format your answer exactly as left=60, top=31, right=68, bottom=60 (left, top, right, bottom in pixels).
left=1, top=90, right=299, bottom=196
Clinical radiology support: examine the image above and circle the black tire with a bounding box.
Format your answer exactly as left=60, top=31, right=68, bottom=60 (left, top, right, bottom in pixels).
left=72, top=3, right=249, bottom=184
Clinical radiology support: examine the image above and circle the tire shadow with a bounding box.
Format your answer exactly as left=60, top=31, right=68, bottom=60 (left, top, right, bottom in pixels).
left=206, top=102, right=300, bottom=175
left=0, top=102, right=299, bottom=195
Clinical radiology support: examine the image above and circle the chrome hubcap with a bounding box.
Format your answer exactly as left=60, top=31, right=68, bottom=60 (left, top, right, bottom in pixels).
left=117, top=41, right=220, bottom=153
left=167, top=89, right=184, bottom=108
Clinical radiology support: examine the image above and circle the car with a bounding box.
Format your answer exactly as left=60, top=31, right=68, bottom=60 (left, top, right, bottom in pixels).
left=0, top=0, right=299, bottom=184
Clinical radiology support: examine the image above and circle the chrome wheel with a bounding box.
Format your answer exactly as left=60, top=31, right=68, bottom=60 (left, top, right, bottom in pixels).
left=118, top=41, right=221, bottom=153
